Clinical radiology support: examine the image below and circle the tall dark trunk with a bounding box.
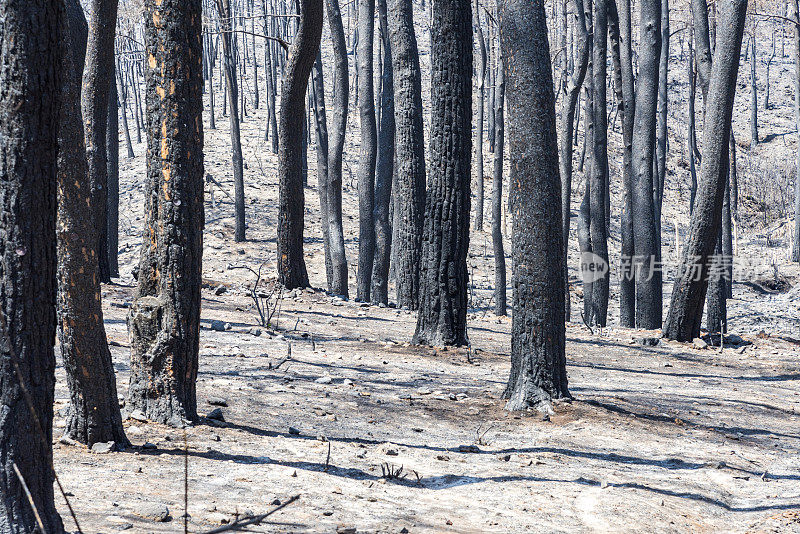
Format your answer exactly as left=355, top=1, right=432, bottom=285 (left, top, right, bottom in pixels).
left=389, top=0, right=426, bottom=310
left=664, top=0, right=747, bottom=342
left=217, top=0, right=247, bottom=242
left=749, top=35, right=759, bottom=147
left=83, top=0, right=119, bottom=284
left=325, top=0, right=349, bottom=297
left=371, top=0, right=395, bottom=305
left=356, top=0, right=377, bottom=302
left=500, top=0, right=569, bottom=412
left=559, top=0, right=589, bottom=323
left=631, top=0, right=662, bottom=329
left=277, top=0, right=323, bottom=289
left=0, top=1, right=64, bottom=531
left=706, top=231, right=727, bottom=334
left=474, top=1, right=488, bottom=231
left=654, top=0, right=669, bottom=256
left=588, top=0, right=610, bottom=327
left=413, top=0, right=472, bottom=346
left=107, top=64, right=120, bottom=279
left=118, top=64, right=136, bottom=159
left=688, top=28, right=699, bottom=214
left=128, top=0, right=205, bottom=425
left=491, top=50, right=507, bottom=316
left=615, top=0, right=636, bottom=327
left=59, top=0, right=128, bottom=449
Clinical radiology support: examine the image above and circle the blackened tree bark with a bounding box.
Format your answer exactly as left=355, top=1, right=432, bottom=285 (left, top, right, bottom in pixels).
left=500, top=0, right=569, bottom=412
left=217, top=0, right=247, bottom=242
left=559, top=0, right=589, bottom=323
left=129, top=0, right=205, bottom=425
left=371, top=0, right=395, bottom=305
left=412, top=0, right=472, bottom=346
left=491, top=51, right=507, bottom=316
left=615, top=0, right=637, bottom=327
left=58, top=0, right=128, bottom=449
left=0, top=1, right=64, bottom=531
left=654, top=0, right=669, bottom=252
left=277, top=0, right=323, bottom=289
left=325, top=0, right=349, bottom=297
left=589, top=0, right=610, bottom=327
left=107, top=64, right=121, bottom=279
left=83, top=0, right=119, bottom=284
left=474, top=0, right=488, bottom=232
left=389, top=0, right=426, bottom=310
left=664, top=0, right=747, bottom=342
left=749, top=33, right=759, bottom=147
left=356, top=0, right=377, bottom=302
left=631, top=0, right=662, bottom=329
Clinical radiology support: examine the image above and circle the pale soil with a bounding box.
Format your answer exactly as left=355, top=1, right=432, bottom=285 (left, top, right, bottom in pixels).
left=51, top=9, right=800, bottom=532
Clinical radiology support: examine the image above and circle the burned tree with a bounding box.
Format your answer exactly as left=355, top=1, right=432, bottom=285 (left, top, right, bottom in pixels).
left=128, top=0, right=205, bottom=425
left=413, top=0, right=472, bottom=346
left=664, top=0, right=748, bottom=341
left=389, top=0, right=426, bottom=310
left=277, top=0, right=323, bottom=289
left=500, top=0, right=569, bottom=412
left=0, top=0, right=64, bottom=530
left=58, top=0, right=128, bottom=448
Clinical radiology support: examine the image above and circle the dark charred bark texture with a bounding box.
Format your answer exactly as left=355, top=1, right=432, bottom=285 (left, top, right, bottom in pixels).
left=217, top=0, right=247, bottom=242
left=389, top=0, right=426, bottom=310
left=83, top=0, right=119, bottom=284
left=0, top=1, right=64, bottom=531
left=356, top=0, right=377, bottom=302
left=631, top=0, right=662, bottom=329
left=129, top=0, right=205, bottom=425
left=277, top=0, right=323, bottom=289
left=491, top=52, right=507, bottom=316
left=311, top=50, right=331, bottom=286
left=588, top=0, right=610, bottom=327
left=500, top=0, right=568, bottom=412
left=371, top=0, right=395, bottom=305
left=664, top=0, right=747, bottom=341
left=325, top=0, right=349, bottom=297
left=616, top=0, right=636, bottom=327
left=58, top=0, right=128, bottom=449
left=559, top=0, right=589, bottom=323
left=654, top=0, right=669, bottom=240
left=412, top=0, right=472, bottom=346
left=793, top=0, right=800, bottom=262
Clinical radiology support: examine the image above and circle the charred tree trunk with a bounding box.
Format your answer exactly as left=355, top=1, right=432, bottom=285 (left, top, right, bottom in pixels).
left=356, top=0, right=377, bottom=302
left=83, top=0, right=119, bottom=284
left=631, top=0, right=662, bottom=329
left=59, top=0, right=128, bottom=449
left=654, top=0, right=669, bottom=255
left=0, top=1, right=64, bottom=531
left=413, top=0, right=472, bottom=346
left=311, top=50, right=332, bottom=286
left=371, top=0, right=395, bottom=305
left=277, top=0, right=323, bottom=289
left=128, top=0, right=205, bottom=425
left=793, top=0, right=800, bottom=262
left=559, top=0, right=589, bottom=323
left=491, top=50, right=507, bottom=316
left=749, top=34, right=759, bottom=147
left=389, top=0, right=426, bottom=310
left=107, top=65, right=120, bottom=279
left=326, top=0, right=349, bottom=297
left=664, top=0, right=747, bottom=342
left=500, top=0, right=569, bottom=412
left=217, top=0, right=247, bottom=242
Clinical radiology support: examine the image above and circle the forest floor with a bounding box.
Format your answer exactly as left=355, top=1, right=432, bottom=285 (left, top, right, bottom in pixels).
left=52, top=11, right=800, bottom=531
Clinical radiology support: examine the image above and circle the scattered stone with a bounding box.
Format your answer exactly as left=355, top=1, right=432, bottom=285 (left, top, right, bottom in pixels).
left=142, top=442, right=157, bottom=450
left=206, top=512, right=230, bottom=525
left=127, top=425, right=142, bottom=436
left=692, top=338, right=708, bottom=350
left=59, top=436, right=80, bottom=447
left=248, top=327, right=262, bottom=337
left=436, top=455, right=450, bottom=461
left=323, top=510, right=334, bottom=516
left=636, top=337, right=660, bottom=347
left=417, top=387, right=432, bottom=395
left=315, top=376, right=333, bottom=384
left=129, top=410, right=147, bottom=422
left=132, top=503, right=170, bottom=522
left=207, top=396, right=228, bottom=407
left=209, top=319, right=227, bottom=331
left=385, top=449, right=398, bottom=456
left=91, top=441, right=115, bottom=454
left=271, top=499, right=281, bottom=506
left=337, top=526, right=357, bottom=534
left=214, top=285, right=227, bottom=295
left=288, top=426, right=301, bottom=435
left=455, top=444, right=481, bottom=453
left=207, top=408, right=225, bottom=421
